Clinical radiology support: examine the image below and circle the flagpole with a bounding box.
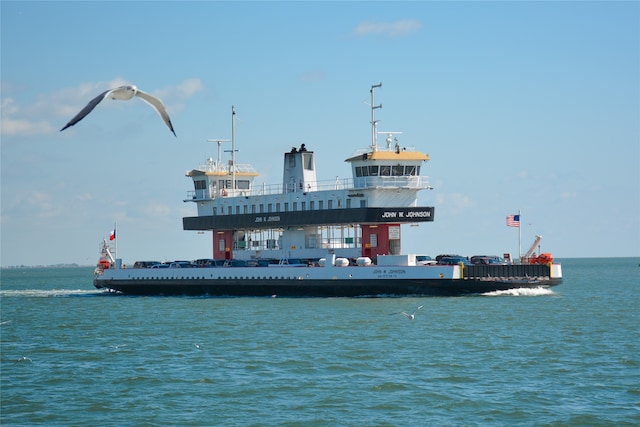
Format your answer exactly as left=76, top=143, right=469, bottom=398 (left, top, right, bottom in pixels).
left=114, top=221, right=118, bottom=262
left=518, top=209, right=521, bottom=263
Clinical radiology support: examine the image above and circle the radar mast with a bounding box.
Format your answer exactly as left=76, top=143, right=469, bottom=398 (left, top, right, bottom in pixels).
left=370, top=83, right=382, bottom=151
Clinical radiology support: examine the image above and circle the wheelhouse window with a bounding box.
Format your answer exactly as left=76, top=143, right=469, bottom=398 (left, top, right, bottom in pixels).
left=220, top=179, right=250, bottom=189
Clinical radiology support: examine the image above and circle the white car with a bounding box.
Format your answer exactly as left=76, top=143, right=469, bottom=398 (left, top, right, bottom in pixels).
left=416, top=255, right=437, bottom=265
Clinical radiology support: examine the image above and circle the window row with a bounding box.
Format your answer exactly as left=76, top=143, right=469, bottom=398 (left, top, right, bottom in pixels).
left=214, top=198, right=367, bottom=215
left=194, top=179, right=251, bottom=191
left=354, top=164, right=420, bottom=177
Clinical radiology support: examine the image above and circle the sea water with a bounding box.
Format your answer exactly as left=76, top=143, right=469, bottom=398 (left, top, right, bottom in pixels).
left=1, top=258, right=638, bottom=426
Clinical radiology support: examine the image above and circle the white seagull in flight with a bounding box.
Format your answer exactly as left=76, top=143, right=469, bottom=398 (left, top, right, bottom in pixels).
left=393, top=305, right=424, bottom=320
left=61, top=85, right=176, bottom=136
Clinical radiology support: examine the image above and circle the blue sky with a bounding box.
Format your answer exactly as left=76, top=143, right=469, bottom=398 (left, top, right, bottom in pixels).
left=1, top=1, right=638, bottom=267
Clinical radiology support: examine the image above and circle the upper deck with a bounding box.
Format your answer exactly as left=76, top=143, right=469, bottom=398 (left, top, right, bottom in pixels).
left=183, top=83, right=434, bottom=233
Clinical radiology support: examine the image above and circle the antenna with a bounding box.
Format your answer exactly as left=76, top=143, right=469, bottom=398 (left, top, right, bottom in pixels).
left=377, top=131, right=403, bottom=149
left=207, top=138, right=231, bottom=170
left=231, top=106, right=236, bottom=192
left=370, top=83, right=382, bottom=151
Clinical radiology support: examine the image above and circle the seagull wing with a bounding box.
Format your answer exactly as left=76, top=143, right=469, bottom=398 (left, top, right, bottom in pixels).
left=60, top=88, right=114, bottom=131
left=135, top=89, right=177, bottom=137
left=412, top=305, right=424, bottom=315
left=400, top=311, right=412, bottom=319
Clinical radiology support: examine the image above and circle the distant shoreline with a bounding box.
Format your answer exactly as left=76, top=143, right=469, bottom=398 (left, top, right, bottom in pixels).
left=1, top=264, right=93, bottom=270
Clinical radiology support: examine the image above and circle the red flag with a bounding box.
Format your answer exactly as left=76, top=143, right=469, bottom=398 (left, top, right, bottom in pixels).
left=109, top=229, right=116, bottom=240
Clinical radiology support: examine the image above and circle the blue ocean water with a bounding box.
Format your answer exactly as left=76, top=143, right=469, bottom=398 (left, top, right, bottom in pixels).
left=1, top=258, right=638, bottom=426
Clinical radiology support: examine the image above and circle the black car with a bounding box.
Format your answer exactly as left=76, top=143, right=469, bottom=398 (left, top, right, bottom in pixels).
left=133, top=261, right=161, bottom=268
left=437, top=256, right=471, bottom=266
left=194, top=258, right=221, bottom=267
left=470, top=255, right=507, bottom=265
left=435, top=254, right=464, bottom=262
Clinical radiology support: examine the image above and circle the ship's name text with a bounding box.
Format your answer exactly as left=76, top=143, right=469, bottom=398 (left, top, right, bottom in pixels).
left=381, top=210, right=431, bottom=219
left=255, top=216, right=281, bottom=223
left=373, top=268, right=406, bottom=278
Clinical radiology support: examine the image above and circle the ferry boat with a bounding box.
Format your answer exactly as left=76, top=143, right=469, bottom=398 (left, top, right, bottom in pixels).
left=93, top=84, right=562, bottom=296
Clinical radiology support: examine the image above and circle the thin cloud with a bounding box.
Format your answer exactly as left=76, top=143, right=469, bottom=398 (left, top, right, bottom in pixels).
left=436, top=192, right=475, bottom=214
left=154, top=78, right=203, bottom=101
left=143, top=201, right=172, bottom=217
left=353, top=19, right=422, bottom=37
left=3, top=190, right=62, bottom=220
left=177, top=78, right=204, bottom=98
left=154, top=78, right=204, bottom=113
left=0, top=100, right=55, bottom=135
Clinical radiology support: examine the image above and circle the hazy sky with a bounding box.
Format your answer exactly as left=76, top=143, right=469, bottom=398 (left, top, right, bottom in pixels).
left=1, top=1, right=638, bottom=267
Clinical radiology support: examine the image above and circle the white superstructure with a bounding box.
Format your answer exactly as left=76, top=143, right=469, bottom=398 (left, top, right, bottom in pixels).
left=183, top=84, right=433, bottom=261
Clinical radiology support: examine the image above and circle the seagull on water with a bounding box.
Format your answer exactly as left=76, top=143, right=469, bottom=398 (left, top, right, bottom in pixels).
left=60, top=84, right=176, bottom=136
left=392, top=305, right=424, bottom=320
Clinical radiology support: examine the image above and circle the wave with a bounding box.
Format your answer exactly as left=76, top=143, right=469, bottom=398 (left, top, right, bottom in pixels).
left=0, top=289, right=109, bottom=298
left=481, top=287, right=555, bottom=297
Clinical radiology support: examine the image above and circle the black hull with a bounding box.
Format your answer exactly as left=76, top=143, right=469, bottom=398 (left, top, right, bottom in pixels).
left=94, top=277, right=562, bottom=297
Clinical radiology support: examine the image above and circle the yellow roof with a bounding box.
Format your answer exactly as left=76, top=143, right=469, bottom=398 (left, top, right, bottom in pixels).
left=345, top=150, right=430, bottom=162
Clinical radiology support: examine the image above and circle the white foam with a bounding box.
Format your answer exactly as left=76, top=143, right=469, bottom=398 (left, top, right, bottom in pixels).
left=482, top=287, right=555, bottom=297
left=0, top=289, right=106, bottom=298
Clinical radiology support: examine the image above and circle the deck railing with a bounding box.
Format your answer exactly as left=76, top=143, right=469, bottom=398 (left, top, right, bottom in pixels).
left=187, top=176, right=429, bottom=200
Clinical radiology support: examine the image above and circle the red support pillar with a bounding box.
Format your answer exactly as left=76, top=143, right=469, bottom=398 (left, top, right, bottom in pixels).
left=213, top=230, right=234, bottom=260
left=361, top=224, right=400, bottom=260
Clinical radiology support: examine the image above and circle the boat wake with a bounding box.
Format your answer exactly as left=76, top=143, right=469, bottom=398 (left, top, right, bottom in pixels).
left=0, top=289, right=111, bottom=298
left=481, top=287, right=555, bottom=297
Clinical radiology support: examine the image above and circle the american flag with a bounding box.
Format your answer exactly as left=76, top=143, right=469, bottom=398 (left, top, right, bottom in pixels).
left=506, top=214, right=520, bottom=227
